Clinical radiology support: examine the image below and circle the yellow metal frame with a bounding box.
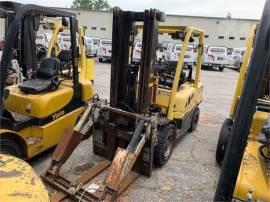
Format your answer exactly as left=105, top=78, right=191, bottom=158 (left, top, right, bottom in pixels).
left=46, top=22, right=63, bottom=58
left=136, top=25, right=204, bottom=120
left=162, top=26, right=204, bottom=120
left=220, top=23, right=269, bottom=201
left=46, top=22, right=94, bottom=81
left=229, top=23, right=258, bottom=119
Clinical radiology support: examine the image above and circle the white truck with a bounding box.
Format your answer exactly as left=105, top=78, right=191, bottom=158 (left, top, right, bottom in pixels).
left=228, top=47, right=246, bottom=69
left=85, top=37, right=100, bottom=57
left=164, top=43, right=195, bottom=68
left=97, top=39, right=112, bottom=62
left=203, top=45, right=228, bottom=71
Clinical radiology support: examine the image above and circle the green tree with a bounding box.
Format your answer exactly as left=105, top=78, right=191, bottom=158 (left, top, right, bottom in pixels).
left=110, top=6, right=121, bottom=11
left=72, top=0, right=111, bottom=10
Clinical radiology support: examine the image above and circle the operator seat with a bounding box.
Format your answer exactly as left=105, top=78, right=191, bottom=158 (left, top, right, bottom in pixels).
left=18, top=57, right=60, bottom=94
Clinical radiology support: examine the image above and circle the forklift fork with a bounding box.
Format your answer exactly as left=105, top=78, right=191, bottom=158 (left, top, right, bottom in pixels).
left=44, top=101, right=101, bottom=176
left=42, top=113, right=156, bottom=202
left=101, top=119, right=149, bottom=200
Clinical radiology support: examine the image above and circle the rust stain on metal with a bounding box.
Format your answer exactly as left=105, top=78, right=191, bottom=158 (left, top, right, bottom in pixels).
left=0, top=169, right=22, bottom=178
left=74, top=162, right=95, bottom=174
left=117, top=172, right=139, bottom=195
left=73, top=160, right=111, bottom=185
left=50, top=192, right=67, bottom=202
left=30, top=177, right=36, bottom=185
left=117, top=195, right=130, bottom=202
left=5, top=158, right=14, bottom=162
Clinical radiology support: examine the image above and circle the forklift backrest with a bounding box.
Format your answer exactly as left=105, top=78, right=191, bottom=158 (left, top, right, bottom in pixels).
left=36, top=57, right=60, bottom=79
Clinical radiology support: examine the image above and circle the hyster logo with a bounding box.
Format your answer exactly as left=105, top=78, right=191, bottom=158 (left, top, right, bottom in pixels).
left=158, top=90, right=170, bottom=97
left=52, top=110, right=65, bottom=120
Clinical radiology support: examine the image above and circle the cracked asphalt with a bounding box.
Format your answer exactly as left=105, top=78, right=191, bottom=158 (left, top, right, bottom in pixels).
left=30, top=59, right=239, bottom=201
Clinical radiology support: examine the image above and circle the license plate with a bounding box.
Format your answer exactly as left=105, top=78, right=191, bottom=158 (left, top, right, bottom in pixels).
left=218, top=57, right=223, bottom=60
left=184, top=55, right=190, bottom=58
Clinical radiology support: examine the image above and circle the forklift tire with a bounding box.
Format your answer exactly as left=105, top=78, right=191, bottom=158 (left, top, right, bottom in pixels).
left=99, top=58, right=103, bottom=62
left=0, top=139, right=22, bottom=158
left=154, top=124, right=176, bottom=167
left=216, top=119, right=233, bottom=165
left=189, top=107, right=200, bottom=132
left=219, top=67, right=224, bottom=71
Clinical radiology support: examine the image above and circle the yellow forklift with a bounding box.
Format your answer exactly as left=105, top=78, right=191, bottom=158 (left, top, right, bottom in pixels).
left=42, top=9, right=204, bottom=201
left=215, top=23, right=258, bottom=164
left=214, top=0, right=270, bottom=201
left=0, top=2, right=94, bottom=159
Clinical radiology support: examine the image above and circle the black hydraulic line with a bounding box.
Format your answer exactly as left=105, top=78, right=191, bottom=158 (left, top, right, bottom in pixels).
left=117, top=101, right=136, bottom=113
left=127, top=119, right=145, bottom=152
left=214, top=0, right=270, bottom=200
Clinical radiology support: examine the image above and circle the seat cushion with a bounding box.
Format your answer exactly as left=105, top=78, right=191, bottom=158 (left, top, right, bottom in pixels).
left=18, top=79, right=55, bottom=94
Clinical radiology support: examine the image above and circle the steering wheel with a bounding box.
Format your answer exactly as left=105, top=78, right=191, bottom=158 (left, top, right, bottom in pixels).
left=59, top=61, right=72, bottom=79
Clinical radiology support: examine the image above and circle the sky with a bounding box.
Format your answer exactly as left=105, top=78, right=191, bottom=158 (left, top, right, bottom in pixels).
left=13, top=0, right=266, bottom=19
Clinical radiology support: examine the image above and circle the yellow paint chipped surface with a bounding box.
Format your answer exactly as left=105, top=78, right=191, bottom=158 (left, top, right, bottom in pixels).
left=0, top=154, right=49, bottom=202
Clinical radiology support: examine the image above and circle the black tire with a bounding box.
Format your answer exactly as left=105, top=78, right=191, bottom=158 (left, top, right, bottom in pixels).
left=216, top=119, right=233, bottom=165
left=154, top=124, right=176, bottom=167
left=99, top=58, right=103, bottom=62
left=189, top=107, right=200, bottom=132
left=219, top=66, right=224, bottom=71
left=0, top=139, right=22, bottom=158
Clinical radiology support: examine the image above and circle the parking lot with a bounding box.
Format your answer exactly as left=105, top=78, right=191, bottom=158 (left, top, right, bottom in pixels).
left=29, top=59, right=239, bottom=201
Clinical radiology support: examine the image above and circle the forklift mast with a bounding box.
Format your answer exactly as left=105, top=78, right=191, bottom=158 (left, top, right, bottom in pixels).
left=110, top=9, right=164, bottom=113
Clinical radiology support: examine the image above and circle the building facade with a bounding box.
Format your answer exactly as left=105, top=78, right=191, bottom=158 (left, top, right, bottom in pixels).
left=0, top=7, right=259, bottom=48
left=58, top=8, right=258, bottom=48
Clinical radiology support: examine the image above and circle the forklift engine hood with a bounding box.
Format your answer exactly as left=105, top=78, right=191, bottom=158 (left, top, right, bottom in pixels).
left=0, top=154, right=49, bottom=202
left=4, top=84, right=73, bottom=118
